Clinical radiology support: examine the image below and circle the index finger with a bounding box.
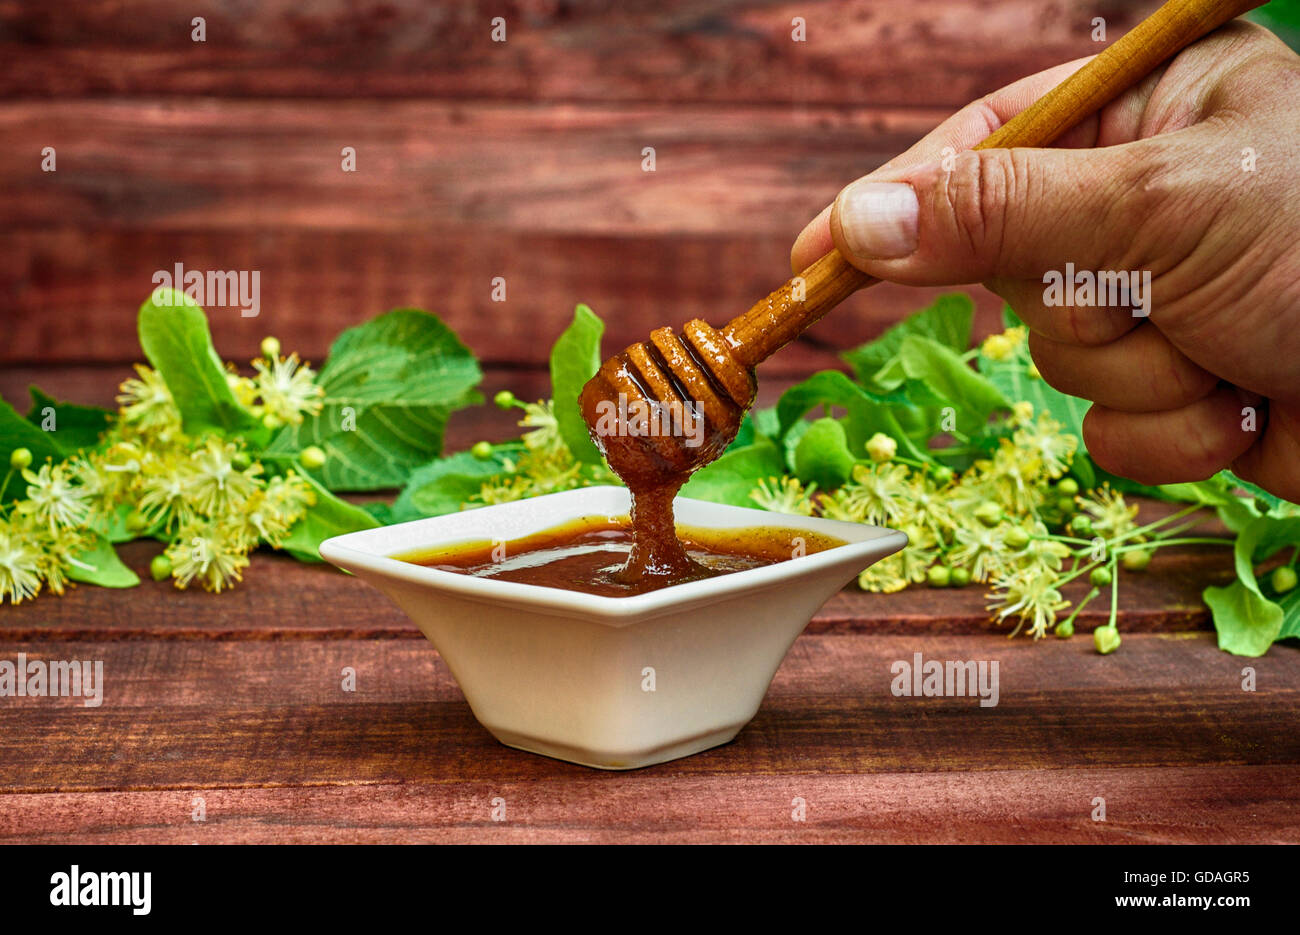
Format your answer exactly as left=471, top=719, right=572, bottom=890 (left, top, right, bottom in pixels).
left=791, top=56, right=1098, bottom=273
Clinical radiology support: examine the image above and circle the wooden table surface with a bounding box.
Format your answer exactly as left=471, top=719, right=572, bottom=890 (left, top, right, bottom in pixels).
left=3, top=491, right=1298, bottom=843
left=4, top=0, right=1296, bottom=846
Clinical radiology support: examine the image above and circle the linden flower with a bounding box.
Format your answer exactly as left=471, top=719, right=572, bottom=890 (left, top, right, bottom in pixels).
left=226, top=369, right=260, bottom=409
left=518, top=400, right=566, bottom=456
left=137, top=453, right=198, bottom=531
left=89, top=441, right=146, bottom=504
left=858, top=554, right=909, bottom=594
left=981, top=326, right=1026, bottom=361
left=903, top=473, right=956, bottom=537
left=1012, top=415, right=1077, bottom=479
left=750, top=477, right=816, bottom=516
left=0, top=522, right=43, bottom=604
left=988, top=566, right=1069, bottom=639
left=475, top=471, right=536, bottom=506
left=35, top=525, right=93, bottom=597
left=1081, top=485, right=1139, bottom=539
left=830, top=462, right=912, bottom=525
left=252, top=353, right=324, bottom=426
left=20, top=461, right=94, bottom=534
left=980, top=442, right=1047, bottom=514
left=950, top=520, right=1010, bottom=583
left=185, top=438, right=261, bottom=516
left=117, top=364, right=180, bottom=432
left=166, top=519, right=253, bottom=593
left=895, top=524, right=937, bottom=585
left=243, top=472, right=316, bottom=546
left=1011, top=521, right=1071, bottom=573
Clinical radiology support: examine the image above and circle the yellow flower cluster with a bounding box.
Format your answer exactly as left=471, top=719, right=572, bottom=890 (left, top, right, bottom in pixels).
left=472, top=400, right=616, bottom=507
left=1, top=354, right=323, bottom=605
left=747, top=409, right=1137, bottom=639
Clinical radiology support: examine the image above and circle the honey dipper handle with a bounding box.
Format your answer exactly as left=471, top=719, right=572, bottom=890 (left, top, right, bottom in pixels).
left=722, top=0, right=1265, bottom=371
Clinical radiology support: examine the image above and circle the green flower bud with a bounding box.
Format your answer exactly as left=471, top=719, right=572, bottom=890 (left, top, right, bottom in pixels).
left=1121, top=548, right=1151, bottom=571
left=232, top=451, right=252, bottom=471
left=926, top=565, right=951, bottom=588
left=949, top=566, right=971, bottom=587
left=300, top=445, right=327, bottom=470
left=262, top=413, right=283, bottom=431
left=1069, top=515, right=1094, bottom=537
left=493, top=390, right=517, bottom=410
left=260, top=336, right=281, bottom=360
left=471, top=440, right=494, bottom=460
left=974, top=502, right=1003, bottom=527
left=1090, top=567, right=1113, bottom=587
left=150, top=554, right=172, bottom=582
left=9, top=447, right=32, bottom=471
left=1272, top=565, right=1298, bottom=595
left=865, top=432, right=897, bottom=463
left=125, top=510, right=149, bottom=534
left=1004, top=527, right=1030, bottom=550
left=1056, top=478, right=1080, bottom=497
left=1093, top=625, right=1121, bottom=655
left=1055, top=620, right=1075, bottom=639
left=1056, top=496, right=1076, bottom=515
left=930, top=465, right=954, bottom=486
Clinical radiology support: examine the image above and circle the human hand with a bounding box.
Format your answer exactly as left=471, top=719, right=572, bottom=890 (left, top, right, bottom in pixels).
left=791, top=22, right=1300, bottom=501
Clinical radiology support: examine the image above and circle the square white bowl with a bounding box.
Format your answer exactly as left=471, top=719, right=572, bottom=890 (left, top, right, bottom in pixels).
left=320, top=486, right=906, bottom=770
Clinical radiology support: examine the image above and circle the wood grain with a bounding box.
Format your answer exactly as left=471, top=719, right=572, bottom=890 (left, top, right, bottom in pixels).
left=0, top=0, right=1159, bottom=105
left=0, top=101, right=946, bottom=234
left=2, top=765, right=1296, bottom=843
left=0, top=497, right=1234, bottom=641
left=0, top=228, right=1008, bottom=369
left=1, top=634, right=1296, bottom=793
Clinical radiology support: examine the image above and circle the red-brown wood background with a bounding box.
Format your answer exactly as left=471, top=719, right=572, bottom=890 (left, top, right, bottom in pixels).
left=8, top=1, right=1298, bottom=847
left=0, top=0, right=1165, bottom=404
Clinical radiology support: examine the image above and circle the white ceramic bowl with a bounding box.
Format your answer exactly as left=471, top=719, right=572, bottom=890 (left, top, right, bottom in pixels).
left=320, top=486, right=906, bottom=770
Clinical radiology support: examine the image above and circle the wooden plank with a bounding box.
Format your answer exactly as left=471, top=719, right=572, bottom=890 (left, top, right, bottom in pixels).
left=2, top=764, right=1296, bottom=843
left=0, top=0, right=1160, bottom=105
left=0, top=634, right=1295, bottom=796
left=0, top=511, right=1233, bottom=641
left=0, top=101, right=943, bottom=233
left=0, top=229, right=1008, bottom=369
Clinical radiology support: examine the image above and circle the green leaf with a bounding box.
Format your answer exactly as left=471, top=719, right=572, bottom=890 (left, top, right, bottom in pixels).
left=896, top=334, right=1009, bottom=434
left=265, top=309, right=482, bottom=491
left=750, top=406, right=780, bottom=440
left=137, top=289, right=264, bottom=439
left=681, top=437, right=785, bottom=507
left=793, top=417, right=855, bottom=489
left=391, top=447, right=521, bottom=522
left=549, top=304, right=604, bottom=464
left=1222, top=470, right=1297, bottom=516
left=359, top=501, right=396, bottom=525
left=0, top=397, right=64, bottom=501
left=282, top=473, right=381, bottom=562
left=66, top=534, right=140, bottom=588
left=842, top=293, right=973, bottom=389
left=981, top=350, right=1089, bottom=441
left=775, top=370, right=932, bottom=466
left=1279, top=589, right=1300, bottom=641
left=1205, top=581, right=1283, bottom=656
left=1204, top=516, right=1285, bottom=655
left=25, top=388, right=112, bottom=455
left=1249, top=516, right=1300, bottom=564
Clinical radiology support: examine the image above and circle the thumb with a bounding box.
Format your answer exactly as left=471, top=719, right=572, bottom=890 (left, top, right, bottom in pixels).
left=828, top=144, right=1155, bottom=286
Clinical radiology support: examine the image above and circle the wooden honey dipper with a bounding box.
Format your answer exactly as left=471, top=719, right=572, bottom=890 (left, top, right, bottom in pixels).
left=579, top=0, right=1263, bottom=583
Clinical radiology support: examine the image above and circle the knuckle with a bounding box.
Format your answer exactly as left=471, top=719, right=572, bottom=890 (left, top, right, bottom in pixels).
left=943, top=149, right=1015, bottom=262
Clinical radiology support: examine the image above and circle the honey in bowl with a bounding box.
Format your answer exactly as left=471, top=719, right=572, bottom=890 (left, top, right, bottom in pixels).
left=395, top=515, right=846, bottom=597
